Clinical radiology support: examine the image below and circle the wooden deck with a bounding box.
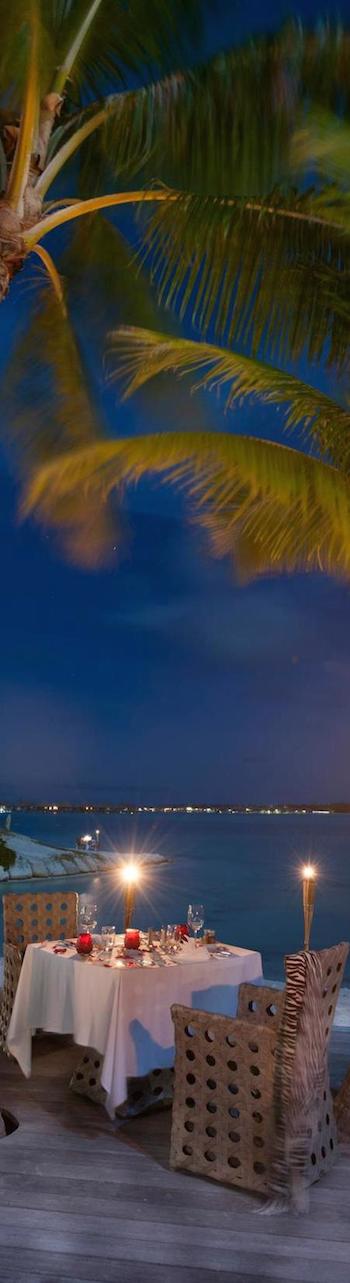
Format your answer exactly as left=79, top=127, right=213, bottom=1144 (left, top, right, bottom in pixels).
left=0, top=1030, right=349, bottom=1283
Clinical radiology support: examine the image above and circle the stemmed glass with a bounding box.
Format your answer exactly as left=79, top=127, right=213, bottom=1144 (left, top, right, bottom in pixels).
left=79, top=900, right=97, bottom=932
left=187, top=903, right=205, bottom=941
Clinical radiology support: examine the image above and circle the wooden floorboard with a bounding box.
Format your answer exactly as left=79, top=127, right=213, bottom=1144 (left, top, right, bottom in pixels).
left=0, top=1031, right=349, bottom=1282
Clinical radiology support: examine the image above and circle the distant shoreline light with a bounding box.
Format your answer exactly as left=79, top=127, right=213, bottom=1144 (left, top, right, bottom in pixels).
left=0, top=802, right=338, bottom=816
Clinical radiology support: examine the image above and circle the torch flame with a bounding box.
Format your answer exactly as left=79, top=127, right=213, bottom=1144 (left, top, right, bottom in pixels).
left=120, top=860, right=141, bottom=885
left=302, top=863, right=316, bottom=880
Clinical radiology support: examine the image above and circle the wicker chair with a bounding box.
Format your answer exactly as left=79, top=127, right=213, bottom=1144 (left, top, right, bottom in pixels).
left=0, top=891, right=78, bottom=1053
left=334, top=1070, right=350, bottom=1138
left=3, top=890, right=78, bottom=948
left=170, top=942, right=349, bottom=1204
left=70, top=1052, right=174, bottom=1115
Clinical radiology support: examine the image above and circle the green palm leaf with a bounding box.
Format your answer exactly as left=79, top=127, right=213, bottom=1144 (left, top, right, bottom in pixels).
left=63, top=23, right=350, bottom=197
left=108, top=326, right=350, bottom=468
left=47, top=0, right=201, bottom=98
left=138, top=187, right=350, bottom=369
left=22, top=430, right=350, bottom=580
left=4, top=282, right=115, bottom=565
left=292, top=110, right=350, bottom=185
left=59, top=215, right=215, bottom=433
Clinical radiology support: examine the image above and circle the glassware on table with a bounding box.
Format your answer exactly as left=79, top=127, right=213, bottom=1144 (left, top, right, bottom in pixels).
left=204, top=929, right=216, bottom=944
left=101, top=925, right=115, bottom=956
left=79, top=900, right=97, bottom=932
left=166, top=924, right=178, bottom=952
left=187, top=903, right=205, bottom=940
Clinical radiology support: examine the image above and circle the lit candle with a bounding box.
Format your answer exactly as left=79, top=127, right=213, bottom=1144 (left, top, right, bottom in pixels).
left=302, top=864, right=317, bottom=951
left=124, top=928, right=140, bottom=950
left=120, top=861, right=141, bottom=930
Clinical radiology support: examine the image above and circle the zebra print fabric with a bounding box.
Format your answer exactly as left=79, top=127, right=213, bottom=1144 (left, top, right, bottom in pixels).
left=268, top=944, right=348, bottom=1212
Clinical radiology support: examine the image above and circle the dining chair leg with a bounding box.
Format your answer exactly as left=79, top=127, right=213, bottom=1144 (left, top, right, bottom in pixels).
left=69, top=1051, right=174, bottom=1116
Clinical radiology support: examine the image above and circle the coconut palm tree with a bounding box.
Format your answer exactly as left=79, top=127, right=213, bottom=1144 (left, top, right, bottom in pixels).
left=3, top=7, right=350, bottom=575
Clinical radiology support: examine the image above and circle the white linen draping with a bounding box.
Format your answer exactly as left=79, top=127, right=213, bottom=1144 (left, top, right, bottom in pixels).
left=7, top=942, right=263, bottom=1116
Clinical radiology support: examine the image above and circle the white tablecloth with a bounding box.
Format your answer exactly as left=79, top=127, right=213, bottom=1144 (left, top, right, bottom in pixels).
left=7, top=942, right=262, bottom=1115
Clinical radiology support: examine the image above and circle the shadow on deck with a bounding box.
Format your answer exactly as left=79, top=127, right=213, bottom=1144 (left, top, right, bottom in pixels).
left=0, top=1029, right=349, bottom=1283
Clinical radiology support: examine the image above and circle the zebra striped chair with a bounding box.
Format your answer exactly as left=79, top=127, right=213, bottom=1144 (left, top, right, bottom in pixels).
left=170, top=942, right=349, bottom=1209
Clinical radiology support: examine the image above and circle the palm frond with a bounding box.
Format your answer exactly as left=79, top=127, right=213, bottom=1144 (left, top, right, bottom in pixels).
left=0, top=2, right=57, bottom=106
left=292, top=110, right=350, bottom=185
left=58, top=216, right=216, bottom=433
left=6, top=0, right=39, bottom=213
left=32, top=21, right=350, bottom=204
left=139, top=188, right=350, bottom=370
left=47, top=0, right=201, bottom=100
left=3, top=281, right=114, bottom=565
left=44, top=21, right=350, bottom=199
left=22, top=430, right=350, bottom=581
left=108, top=326, right=350, bottom=468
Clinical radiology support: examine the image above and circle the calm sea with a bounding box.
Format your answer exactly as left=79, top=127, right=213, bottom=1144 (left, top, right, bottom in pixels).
left=1, top=810, right=350, bottom=982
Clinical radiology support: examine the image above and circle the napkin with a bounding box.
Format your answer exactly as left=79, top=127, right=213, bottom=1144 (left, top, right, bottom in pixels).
left=177, top=942, right=210, bottom=964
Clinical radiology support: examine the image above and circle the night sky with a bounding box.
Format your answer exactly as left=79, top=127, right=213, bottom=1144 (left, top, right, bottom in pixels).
left=1, top=0, right=350, bottom=805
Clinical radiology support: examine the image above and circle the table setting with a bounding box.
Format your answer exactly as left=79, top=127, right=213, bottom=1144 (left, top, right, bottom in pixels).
left=7, top=877, right=263, bottom=1117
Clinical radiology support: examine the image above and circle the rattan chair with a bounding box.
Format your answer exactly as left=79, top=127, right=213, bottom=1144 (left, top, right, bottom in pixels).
left=0, top=944, right=23, bottom=1055
left=0, top=891, right=78, bottom=1053
left=70, top=1051, right=174, bottom=1115
left=334, top=1069, right=350, bottom=1138
left=170, top=942, right=349, bottom=1204
left=3, top=890, right=78, bottom=948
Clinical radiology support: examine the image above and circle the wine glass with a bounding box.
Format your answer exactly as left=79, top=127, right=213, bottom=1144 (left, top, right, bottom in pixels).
left=166, top=924, right=177, bottom=953
left=187, top=903, right=204, bottom=940
left=79, top=899, right=97, bottom=932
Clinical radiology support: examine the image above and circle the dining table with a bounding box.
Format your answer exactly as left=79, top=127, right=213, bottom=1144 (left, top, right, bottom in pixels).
left=7, top=936, right=263, bottom=1117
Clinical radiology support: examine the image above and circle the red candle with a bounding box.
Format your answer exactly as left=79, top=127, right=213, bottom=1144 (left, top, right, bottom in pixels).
left=124, top=928, right=140, bottom=950
left=76, top=932, right=93, bottom=955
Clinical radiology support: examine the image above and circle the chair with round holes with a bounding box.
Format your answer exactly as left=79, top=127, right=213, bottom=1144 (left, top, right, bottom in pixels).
left=0, top=891, right=78, bottom=1053
left=170, top=942, right=349, bottom=1208
left=2, top=891, right=78, bottom=950
left=0, top=943, right=23, bottom=1055
left=334, top=1065, right=350, bottom=1137
left=70, top=1053, right=174, bottom=1114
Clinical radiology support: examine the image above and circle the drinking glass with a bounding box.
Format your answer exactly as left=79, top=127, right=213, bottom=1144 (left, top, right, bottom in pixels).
left=187, top=903, right=204, bottom=940
left=166, top=924, right=177, bottom=952
left=79, top=900, right=97, bottom=932
left=101, top=925, right=115, bottom=956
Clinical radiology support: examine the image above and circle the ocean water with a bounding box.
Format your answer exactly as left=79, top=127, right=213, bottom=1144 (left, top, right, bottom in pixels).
left=1, top=810, right=350, bottom=985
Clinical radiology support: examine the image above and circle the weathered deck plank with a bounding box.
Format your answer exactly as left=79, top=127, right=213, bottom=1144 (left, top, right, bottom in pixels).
left=0, top=1032, right=349, bottom=1282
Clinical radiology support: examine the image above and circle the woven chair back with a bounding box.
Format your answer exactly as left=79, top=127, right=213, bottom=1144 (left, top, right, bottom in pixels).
left=237, top=983, right=284, bottom=1027
left=3, top=890, right=78, bottom=948
left=266, top=941, right=349, bottom=1201
left=170, top=942, right=349, bottom=1195
left=0, top=943, right=23, bottom=1054
left=170, top=1004, right=277, bottom=1191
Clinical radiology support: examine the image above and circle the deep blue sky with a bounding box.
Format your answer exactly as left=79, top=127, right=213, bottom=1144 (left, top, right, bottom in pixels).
left=1, top=0, right=350, bottom=805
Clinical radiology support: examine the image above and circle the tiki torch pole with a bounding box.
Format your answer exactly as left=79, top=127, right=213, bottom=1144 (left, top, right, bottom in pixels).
left=302, top=864, right=317, bottom=951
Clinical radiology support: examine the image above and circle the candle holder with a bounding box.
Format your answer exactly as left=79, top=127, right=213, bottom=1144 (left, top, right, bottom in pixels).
left=120, top=861, right=141, bottom=931
left=302, top=864, right=317, bottom=951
